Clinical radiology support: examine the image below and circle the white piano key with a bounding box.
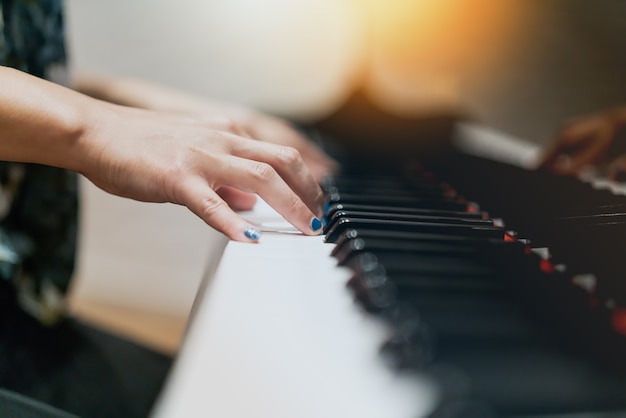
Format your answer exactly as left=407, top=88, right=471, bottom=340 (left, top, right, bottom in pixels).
left=153, top=203, right=439, bottom=418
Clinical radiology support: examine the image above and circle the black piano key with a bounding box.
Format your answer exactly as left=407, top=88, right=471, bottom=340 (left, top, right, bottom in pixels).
left=331, top=229, right=512, bottom=255
left=430, top=343, right=626, bottom=417
left=345, top=252, right=496, bottom=277
left=323, top=147, right=626, bottom=415
left=325, top=210, right=494, bottom=235
left=561, top=203, right=626, bottom=218
left=325, top=203, right=487, bottom=220
left=402, top=292, right=539, bottom=342
left=326, top=192, right=473, bottom=212
left=324, top=218, right=504, bottom=243
left=332, top=235, right=524, bottom=266
left=334, top=238, right=477, bottom=265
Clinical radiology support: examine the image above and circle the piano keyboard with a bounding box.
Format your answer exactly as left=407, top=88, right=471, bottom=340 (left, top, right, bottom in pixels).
left=322, top=153, right=626, bottom=417
left=153, top=125, right=626, bottom=418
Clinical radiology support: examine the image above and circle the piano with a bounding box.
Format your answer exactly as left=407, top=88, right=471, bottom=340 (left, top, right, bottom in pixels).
left=152, top=123, right=626, bottom=418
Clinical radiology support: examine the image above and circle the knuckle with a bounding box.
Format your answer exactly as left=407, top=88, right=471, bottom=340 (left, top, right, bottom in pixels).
left=313, top=188, right=325, bottom=204
left=198, top=194, right=226, bottom=220
left=160, top=154, right=192, bottom=203
left=224, top=118, right=242, bottom=134
left=277, top=146, right=302, bottom=166
left=211, top=116, right=241, bottom=133
left=250, top=162, right=276, bottom=183
left=286, top=194, right=303, bottom=215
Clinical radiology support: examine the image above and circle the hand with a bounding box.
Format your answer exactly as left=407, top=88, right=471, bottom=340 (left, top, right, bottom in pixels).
left=78, top=103, right=326, bottom=242
left=539, top=106, right=626, bottom=175
left=178, top=105, right=340, bottom=215
left=223, top=107, right=339, bottom=183
left=73, top=74, right=339, bottom=185
left=0, top=68, right=327, bottom=242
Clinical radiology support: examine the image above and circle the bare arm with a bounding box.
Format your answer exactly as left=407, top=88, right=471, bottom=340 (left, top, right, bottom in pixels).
left=0, top=66, right=325, bottom=241
left=0, top=67, right=89, bottom=169
left=72, top=72, right=228, bottom=113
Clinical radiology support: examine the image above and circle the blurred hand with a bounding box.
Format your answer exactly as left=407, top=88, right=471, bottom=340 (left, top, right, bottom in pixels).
left=539, top=106, right=626, bottom=176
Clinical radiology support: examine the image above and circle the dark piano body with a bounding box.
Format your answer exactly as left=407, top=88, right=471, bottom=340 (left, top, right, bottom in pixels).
left=319, top=128, right=626, bottom=417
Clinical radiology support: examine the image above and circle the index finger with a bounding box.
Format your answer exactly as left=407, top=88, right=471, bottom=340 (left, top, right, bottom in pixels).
left=230, top=139, right=326, bottom=217
left=216, top=157, right=324, bottom=236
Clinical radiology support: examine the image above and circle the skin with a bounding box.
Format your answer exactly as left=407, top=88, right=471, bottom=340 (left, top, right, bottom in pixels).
left=539, top=106, right=626, bottom=178
left=0, top=66, right=338, bottom=242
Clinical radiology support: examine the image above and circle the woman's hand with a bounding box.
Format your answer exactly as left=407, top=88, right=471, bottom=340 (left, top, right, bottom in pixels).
left=73, top=74, right=339, bottom=184
left=220, top=107, right=339, bottom=183
left=539, top=106, right=626, bottom=176
left=78, top=103, right=326, bottom=241
left=0, top=67, right=326, bottom=241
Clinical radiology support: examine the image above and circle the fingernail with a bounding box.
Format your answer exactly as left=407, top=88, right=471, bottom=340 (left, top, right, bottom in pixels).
left=324, top=202, right=331, bottom=213
left=244, top=227, right=261, bottom=241
left=311, top=217, right=323, bottom=233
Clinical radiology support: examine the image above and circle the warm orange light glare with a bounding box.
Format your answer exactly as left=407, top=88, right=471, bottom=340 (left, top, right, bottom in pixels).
left=363, top=0, right=531, bottom=115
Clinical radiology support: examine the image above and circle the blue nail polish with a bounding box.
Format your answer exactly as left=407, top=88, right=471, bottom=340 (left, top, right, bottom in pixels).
left=311, top=217, right=323, bottom=232
left=244, top=227, right=261, bottom=240
left=324, top=202, right=331, bottom=213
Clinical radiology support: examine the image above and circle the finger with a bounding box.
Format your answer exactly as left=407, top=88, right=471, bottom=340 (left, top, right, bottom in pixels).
left=179, top=178, right=262, bottom=242
left=230, top=139, right=325, bottom=217
left=217, top=186, right=257, bottom=211
left=609, top=156, right=626, bottom=182
left=559, top=124, right=614, bottom=174
left=540, top=122, right=592, bottom=169
left=248, top=118, right=339, bottom=181
left=205, top=116, right=253, bottom=139
left=297, top=141, right=340, bottom=181
left=278, top=126, right=339, bottom=172
left=540, top=118, right=609, bottom=172
left=217, top=156, right=323, bottom=235
left=540, top=141, right=572, bottom=170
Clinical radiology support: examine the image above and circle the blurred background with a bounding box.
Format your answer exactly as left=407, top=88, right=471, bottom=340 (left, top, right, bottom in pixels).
left=63, top=0, right=626, bottom=353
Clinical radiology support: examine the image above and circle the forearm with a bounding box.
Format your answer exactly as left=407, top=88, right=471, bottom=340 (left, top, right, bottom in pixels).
left=72, top=72, right=238, bottom=116
left=0, top=66, right=102, bottom=172
left=0, top=67, right=327, bottom=241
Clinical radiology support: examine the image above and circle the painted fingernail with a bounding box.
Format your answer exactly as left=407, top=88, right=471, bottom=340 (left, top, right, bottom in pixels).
left=244, top=227, right=261, bottom=241
left=311, top=217, right=323, bottom=233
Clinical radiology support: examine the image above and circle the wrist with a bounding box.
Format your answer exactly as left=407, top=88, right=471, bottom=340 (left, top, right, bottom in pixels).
left=0, top=67, right=90, bottom=169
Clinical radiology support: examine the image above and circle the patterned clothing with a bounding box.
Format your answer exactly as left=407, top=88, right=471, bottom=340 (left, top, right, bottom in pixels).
left=0, top=5, right=172, bottom=417
left=0, top=0, right=78, bottom=325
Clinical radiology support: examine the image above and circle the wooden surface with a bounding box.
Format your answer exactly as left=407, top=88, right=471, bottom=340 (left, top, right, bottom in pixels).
left=68, top=296, right=187, bottom=355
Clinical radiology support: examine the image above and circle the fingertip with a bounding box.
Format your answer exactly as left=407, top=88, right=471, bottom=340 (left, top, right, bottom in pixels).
left=309, top=216, right=323, bottom=235
left=181, top=182, right=261, bottom=242
left=243, top=226, right=262, bottom=242
left=221, top=222, right=263, bottom=242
